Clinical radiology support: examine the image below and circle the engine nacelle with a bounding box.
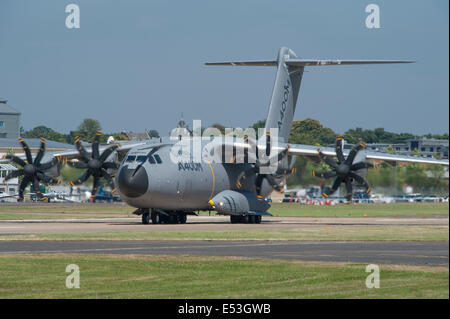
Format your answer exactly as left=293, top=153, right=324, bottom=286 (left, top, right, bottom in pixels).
left=209, top=190, right=270, bottom=215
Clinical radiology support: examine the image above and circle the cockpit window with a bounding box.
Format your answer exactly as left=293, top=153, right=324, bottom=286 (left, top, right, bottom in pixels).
left=154, top=154, right=162, bottom=164
left=126, top=155, right=136, bottom=162
left=148, top=155, right=156, bottom=164
left=136, top=156, right=147, bottom=163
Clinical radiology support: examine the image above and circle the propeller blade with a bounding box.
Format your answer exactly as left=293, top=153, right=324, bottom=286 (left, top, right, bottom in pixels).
left=243, top=135, right=258, bottom=163
left=38, top=156, right=61, bottom=170
left=102, top=162, right=119, bottom=170
left=344, top=178, right=353, bottom=203
left=266, top=145, right=290, bottom=165
left=236, top=167, right=258, bottom=188
left=312, top=170, right=336, bottom=179
left=255, top=174, right=265, bottom=196
left=74, top=136, right=90, bottom=162
left=18, top=138, right=33, bottom=164
left=67, top=161, right=89, bottom=169
left=345, top=142, right=365, bottom=165
left=32, top=177, right=43, bottom=198
left=318, top=149, right=338, bottom=169
left=99, top=145, right=118, bottom=162
left=92, top=132, right=102, bottom=159
left=69, top=170, right=92, bottom=186
left=5, top=169, right=23, bottom=180
left=335, top=135, right=345, bottom=164
left=33, top=138, right=46, bottom=165
left=265, top=130, right=271, bottom=156
left=351, top=162, right=375, bottom=171
left=36, top=172, right=60, bottom=184
left=322, top=177, right=343, bottom=198
left=91, top=174, right=100, bottom=197
left=100, top=169, right=116, bottom=191
left=265, top=174, right=282, bottom=191
left=4, top=155, right=27, bottom=167
left=348, top=172, right=371, bottom=193
left=18, top=176, right=31, bottom=201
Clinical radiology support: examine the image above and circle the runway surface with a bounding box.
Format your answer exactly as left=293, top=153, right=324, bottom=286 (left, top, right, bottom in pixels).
left=0, top=240, right=448, bottom=266
left=0, top=215, right=447, bottom=235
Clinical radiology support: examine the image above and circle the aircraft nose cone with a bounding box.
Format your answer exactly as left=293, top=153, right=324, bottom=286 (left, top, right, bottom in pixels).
left=118, top=166, right=148, bottom=198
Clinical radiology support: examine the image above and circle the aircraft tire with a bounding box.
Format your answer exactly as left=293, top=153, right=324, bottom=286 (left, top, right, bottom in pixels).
left=255, top=215, right=262, bottom=224
left=151, top=212, right=161, bottom=224
left=241, top=215, right=250, bottom=224
left=230, top=215, right=239, bottom=224
left=168, top=215, right=177, bottom=224
left=248, top=215, right=256, bottom=224
left=142, top=212, right=150, bottom=224
left=178, top=214, right=187, bottom=224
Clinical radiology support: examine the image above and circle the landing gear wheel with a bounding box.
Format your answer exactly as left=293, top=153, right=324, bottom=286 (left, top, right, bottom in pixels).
left=169, top=215, right=178, bottom=224
left=151, top=212, right=161, bottom=224
left=142, top=212, right=150, bottom=224
left=178, top=214, right=187, bottom=224
left=241, top=215, right=250, bottom=224
left=230, top=215, right=239, bottom=224
left=255, top=215, right=262, bottom=224
left=248, top=215, right=256, bottom=224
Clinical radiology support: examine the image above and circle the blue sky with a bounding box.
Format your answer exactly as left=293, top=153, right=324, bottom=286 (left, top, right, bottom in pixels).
left=0, top=0, right=448, bottom=136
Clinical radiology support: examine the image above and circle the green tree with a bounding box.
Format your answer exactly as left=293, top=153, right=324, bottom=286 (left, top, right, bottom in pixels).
left=211, top=123, right=226, bottom=135
left=23, top=125, right=67, bottom=143
left=250, top=119, right=266, bottom=131
left=402, top=163, right=427, bottom=192
left=385, top=145, right=397, bottom=154
left=75, top=119, right=102, bottom=141
left=288, top=119, right=336, bottom=146
left=411, top=148, right=421, bottom=157
left=147, top=130, right=160, bottom=138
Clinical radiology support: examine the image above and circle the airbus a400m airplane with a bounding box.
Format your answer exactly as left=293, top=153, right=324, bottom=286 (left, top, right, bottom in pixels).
left=2, top=47, right=448, bottom=224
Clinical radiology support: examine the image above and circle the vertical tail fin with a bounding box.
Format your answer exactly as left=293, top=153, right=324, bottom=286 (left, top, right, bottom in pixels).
left=264, top=47, right=304, bottom=142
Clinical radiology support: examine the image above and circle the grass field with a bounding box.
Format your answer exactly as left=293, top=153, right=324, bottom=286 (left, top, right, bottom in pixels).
left=0, top=203, right=447, bottom=220
left=7, top=225, right=448, bottom=242
left=268, top=202, right=449, bottom=217
left=0, top=254, right=447, bottom=299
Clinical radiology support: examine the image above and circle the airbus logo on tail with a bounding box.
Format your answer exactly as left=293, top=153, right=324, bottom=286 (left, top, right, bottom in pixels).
left=277, top=78, right=291, bottom=130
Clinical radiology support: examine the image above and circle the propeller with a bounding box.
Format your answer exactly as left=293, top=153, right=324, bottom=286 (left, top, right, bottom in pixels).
left=312, top=136, right=375, bottom=203
left=68, top=132, right=119, bottom=198
left=3, top=138, right=61, bottom=201
left=235, top=132, right=293, bottom=199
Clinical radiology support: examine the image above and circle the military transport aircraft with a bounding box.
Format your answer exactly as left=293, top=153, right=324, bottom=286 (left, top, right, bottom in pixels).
left=1, top=47, right=448, bottom=224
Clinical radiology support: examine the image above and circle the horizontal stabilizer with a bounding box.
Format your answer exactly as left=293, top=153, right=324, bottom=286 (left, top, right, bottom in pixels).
left=205, top=60, right=414, bottom=67
left=286, top=59, right=415, bottom=66
left=205, top=61, right=277, bottom=66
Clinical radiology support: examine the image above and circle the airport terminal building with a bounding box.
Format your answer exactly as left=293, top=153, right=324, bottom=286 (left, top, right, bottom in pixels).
left=366, top=138, right=449, bottom=159
left=0, top=97, right=20, bottom=139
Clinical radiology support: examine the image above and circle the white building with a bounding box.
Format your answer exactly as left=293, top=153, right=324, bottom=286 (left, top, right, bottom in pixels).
left=0, top=163, right=19, bottom=197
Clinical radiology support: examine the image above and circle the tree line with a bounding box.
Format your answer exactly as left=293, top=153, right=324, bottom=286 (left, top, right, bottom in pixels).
left=21, top=119, right=159, bottom=144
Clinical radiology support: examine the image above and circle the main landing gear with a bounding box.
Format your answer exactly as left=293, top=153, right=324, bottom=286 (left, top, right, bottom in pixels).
left=230, top=215, right=262, bottom=224
left=141, top=210, right=187, bottom=225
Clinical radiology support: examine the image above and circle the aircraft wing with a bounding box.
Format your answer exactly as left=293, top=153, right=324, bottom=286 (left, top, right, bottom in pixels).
left=0, top=193, right=19, bottom=199
left=0, top=140, right=149, bottom=164
left=277, top=143, right=449, bottom=166
left=227, top=140, right=449, bottom=166
left=49, top=141, right=149, bottom=159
